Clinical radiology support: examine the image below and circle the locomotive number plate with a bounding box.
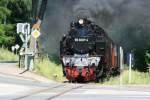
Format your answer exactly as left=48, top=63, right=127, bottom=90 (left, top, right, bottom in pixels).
left=74, top=38, right=88, bottom=42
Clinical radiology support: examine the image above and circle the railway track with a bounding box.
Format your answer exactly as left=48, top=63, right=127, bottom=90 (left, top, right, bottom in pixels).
left=45, top=84, right=84, bottom=100
left=12, top=83, right=85, bottom=100
left=0, top=61, right=18, bottom=63
left=13, top=84, right=65, bottom=100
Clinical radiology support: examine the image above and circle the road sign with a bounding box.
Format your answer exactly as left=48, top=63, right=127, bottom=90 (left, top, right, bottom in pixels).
left=31, top=29, right=41, bottom=39
left=15, top=44, right=20, bottom=50
left=17, top=23, right=30, bottom=34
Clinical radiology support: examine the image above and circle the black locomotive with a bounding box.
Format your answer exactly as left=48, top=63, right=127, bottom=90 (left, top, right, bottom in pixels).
left=60, top=18, right=123, bottom=82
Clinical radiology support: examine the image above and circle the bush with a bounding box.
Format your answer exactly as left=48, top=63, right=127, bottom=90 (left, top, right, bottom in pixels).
left=133, top=48, right=149, bottom=72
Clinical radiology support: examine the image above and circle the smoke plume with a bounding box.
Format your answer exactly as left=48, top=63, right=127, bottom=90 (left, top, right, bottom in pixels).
left=40, top=0, right=150, bottom=55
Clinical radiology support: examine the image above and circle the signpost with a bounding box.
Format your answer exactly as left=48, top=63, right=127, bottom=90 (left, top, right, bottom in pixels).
left=31, top=29, right=41, bottom=53
left=17, top=23, right=34, bottom=71
left=31, top=29, right=41, bottom=39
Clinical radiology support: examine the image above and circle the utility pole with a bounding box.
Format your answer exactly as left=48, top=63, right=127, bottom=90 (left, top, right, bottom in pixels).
left=30, top=0, right=48, bottom=53
left=24, top=24, right=28, bottom=70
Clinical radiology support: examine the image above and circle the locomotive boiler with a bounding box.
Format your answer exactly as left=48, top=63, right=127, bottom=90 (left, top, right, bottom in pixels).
left=60, top=18, right=123, bottom=82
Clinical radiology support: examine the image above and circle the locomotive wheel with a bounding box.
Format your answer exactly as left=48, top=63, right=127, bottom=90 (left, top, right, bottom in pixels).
left=76, top=75, right=85, bottom=83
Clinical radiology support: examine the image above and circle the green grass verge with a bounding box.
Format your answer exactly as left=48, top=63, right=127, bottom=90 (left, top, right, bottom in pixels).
left=102, top=70, right=150, bottom=85
left=34, top=60, right=150, bottom=84
left=0, top=48, right=18, bottom=61
left=34, top=58, right=66, bottom=82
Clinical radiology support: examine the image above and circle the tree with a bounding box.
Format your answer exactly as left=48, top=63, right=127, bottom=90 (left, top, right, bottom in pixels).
left=146, top=46, right=150, bottom=68
left=7, top=0, right=32, bottom=23
left=0, top=0, right=14, bottom=47
left=7, top=0, right=32, bottom=47
left=133, top=48, right=149, bottom=72
left=0, top=0, right=32, bottom=48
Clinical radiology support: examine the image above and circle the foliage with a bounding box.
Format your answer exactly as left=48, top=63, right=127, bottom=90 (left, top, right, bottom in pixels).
left=102, top=69, right=150, bottom=85
left=0, top=0, right=13, bottom=46
left=146, top=46, right=150, bottom=67
left=133, top=48, right=149, bottom=72
left=0, top=48, right=18, bottom=61
left=0, top=24, right=15, bottom=46
left=48, top=54, right=61, bottom=65
left=0, top=0, right=11, bottom=22
left=34, top=58, right=66, bottom=82
left=7, top=0, right=32, bottom=23
left=0, top=0, right=32, bottom=47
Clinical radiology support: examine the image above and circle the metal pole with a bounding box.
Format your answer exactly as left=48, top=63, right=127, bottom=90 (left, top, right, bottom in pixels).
left=120, top=47, right=123, bottom=86
left=25, top=24, right=28, bottom=70
left=35, top=39, right=37, bottom=53
left=129, top=53, right=132, bottom=84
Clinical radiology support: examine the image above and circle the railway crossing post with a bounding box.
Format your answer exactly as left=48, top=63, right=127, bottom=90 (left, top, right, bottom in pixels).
left=17, top=23, right=34, bottom=71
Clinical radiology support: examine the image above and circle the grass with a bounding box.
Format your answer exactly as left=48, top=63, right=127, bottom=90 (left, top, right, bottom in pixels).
left=34, top=58, right=66, bottom=82
left=102, top=69, right=150, bottom=85
left=0, top=48, right=18, bottom=61
left=34, top=59, right=150, bottom=84
left=0, top=48, right=65, bottom=82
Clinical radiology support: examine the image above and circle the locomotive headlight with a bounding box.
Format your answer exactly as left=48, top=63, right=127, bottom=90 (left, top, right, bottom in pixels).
left=79, top=19, right=84, bottom=25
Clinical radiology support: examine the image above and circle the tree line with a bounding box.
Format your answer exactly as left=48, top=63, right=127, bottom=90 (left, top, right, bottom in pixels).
left=0, top=0, right=31, bottom=48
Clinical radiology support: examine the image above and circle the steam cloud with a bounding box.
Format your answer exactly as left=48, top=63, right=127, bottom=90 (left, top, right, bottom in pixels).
left=40, top=0, right=150, bottom=55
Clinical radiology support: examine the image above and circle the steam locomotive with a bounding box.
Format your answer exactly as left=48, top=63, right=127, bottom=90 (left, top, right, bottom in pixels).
left=60, top=18, right=123, bottom=82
